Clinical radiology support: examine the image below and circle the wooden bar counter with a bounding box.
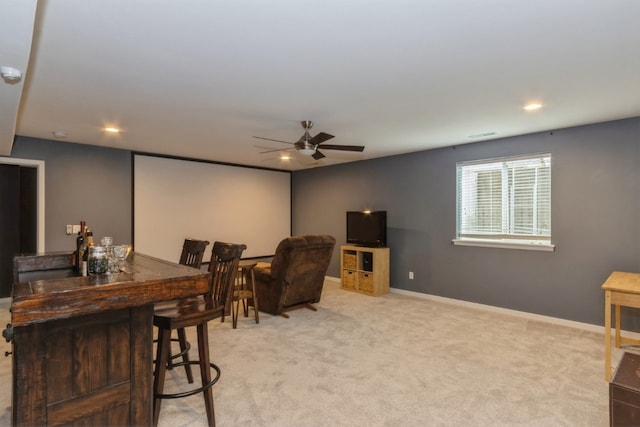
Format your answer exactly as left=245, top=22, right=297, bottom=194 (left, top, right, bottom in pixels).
left=9, top=251, right=210, bottom=426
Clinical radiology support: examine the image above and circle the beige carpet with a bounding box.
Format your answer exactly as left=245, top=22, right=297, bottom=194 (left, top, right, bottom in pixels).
left=0, top=280, right=615, bottom=426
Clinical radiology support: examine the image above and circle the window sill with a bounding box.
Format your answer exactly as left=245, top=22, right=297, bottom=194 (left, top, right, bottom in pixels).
left=452, top=238, right=555, bottom=252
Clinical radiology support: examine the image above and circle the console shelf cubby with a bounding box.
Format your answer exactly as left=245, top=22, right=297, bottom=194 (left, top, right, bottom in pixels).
left=340, top=245, right=389, bottom=296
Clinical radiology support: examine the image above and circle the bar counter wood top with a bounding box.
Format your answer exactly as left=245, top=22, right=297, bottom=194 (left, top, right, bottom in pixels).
left=10, top=251, right=210, bottom=427
left=11, top=251, right=210, bottom=327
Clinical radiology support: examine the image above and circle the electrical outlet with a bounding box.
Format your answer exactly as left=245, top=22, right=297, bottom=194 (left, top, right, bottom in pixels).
left=72, top=224, right=81, bottom=234
left=66, top=225, right=73, bottom=235
left=409, top=271, right=414, bottom=280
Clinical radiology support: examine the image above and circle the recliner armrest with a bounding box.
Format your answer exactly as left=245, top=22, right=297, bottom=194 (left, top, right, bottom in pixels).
left=253, top=263, right=272, bottom=282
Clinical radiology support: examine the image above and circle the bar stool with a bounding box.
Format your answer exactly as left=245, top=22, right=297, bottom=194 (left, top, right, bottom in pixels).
left=231, top=260, right=259, bottom=328
left=153, top=241, right=246, bottom=427
left=162, top=238, right=210, bottom=383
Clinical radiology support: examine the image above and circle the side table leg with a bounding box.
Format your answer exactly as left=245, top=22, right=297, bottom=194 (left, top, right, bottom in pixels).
left=605, top=291, right=612, bottom=381
left=250, top=268, right=259, bottom=324
left=615, top=304, right=621, bottom=348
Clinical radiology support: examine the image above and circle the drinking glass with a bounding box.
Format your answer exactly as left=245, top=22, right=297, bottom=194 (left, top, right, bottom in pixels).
left=109, top=244, right=132, bottom=273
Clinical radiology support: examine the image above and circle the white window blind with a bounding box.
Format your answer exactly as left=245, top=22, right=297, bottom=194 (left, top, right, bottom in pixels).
left=455, top=153, right=553, bottom=250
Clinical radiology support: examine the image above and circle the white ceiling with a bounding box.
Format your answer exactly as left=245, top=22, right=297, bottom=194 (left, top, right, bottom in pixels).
left=2, top=0, right=639, bottom=171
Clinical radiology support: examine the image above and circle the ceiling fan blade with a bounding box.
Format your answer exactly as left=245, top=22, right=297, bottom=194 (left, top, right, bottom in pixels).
left=310, top=132, right=334, bottom=145
left=259, top=147, right=295, bottom=154
left=316, top=144, right=365, bottom=152
left=252, top=136, right=294, bottom=145
left=312, top=150, right=326, bottom=160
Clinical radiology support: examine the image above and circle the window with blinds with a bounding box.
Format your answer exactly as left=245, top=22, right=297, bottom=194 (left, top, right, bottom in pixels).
left=454, top=153, right=553, bottom=251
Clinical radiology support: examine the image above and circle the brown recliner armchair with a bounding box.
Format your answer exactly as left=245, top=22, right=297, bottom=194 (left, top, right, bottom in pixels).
left=253, top=235, right=336, bottom=318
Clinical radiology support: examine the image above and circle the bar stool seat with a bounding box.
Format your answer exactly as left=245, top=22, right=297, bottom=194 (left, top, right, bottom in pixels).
left=231, top=260, right=259, bottom=328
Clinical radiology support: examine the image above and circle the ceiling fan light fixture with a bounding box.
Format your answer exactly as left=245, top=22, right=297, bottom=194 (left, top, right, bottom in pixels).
left=297, top=139, right=317, bottom=156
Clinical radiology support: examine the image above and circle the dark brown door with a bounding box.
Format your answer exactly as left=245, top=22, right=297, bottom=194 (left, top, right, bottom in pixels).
left=0, top=164, right=37, bottom=297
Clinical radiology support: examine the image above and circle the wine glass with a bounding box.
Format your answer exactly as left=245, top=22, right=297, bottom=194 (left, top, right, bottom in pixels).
left=110, top=244, right=132, bottom=273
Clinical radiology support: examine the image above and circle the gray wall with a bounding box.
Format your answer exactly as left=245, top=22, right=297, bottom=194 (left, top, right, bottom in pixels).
left=10, top=137, right=132, bottom=252
left=292, top=118, right=640, bottom=326
left=8, top=117, right=640, bottom=326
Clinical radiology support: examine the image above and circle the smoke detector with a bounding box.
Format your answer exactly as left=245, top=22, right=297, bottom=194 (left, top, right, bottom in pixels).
left=0, top=66, right=23, bottom=83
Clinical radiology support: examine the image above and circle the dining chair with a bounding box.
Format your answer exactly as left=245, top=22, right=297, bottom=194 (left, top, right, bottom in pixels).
left=152, top=241, right=246, bottom=427
left=179, top=238, right=210, bottom=268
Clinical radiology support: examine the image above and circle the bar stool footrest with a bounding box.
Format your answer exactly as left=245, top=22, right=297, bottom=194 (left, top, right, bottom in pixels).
left=152, top=338, right=192, bottom=367
left=154, top=360, right=221, bottom=399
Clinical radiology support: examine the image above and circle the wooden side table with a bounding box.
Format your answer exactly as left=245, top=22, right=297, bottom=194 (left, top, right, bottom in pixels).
left=602, top=271, right=640, bottom=381
left=232, top=260, right=259, bottom=328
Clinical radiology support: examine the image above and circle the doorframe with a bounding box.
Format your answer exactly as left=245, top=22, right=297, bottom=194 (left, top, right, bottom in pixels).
left=0, top=157, right=45, bottom=252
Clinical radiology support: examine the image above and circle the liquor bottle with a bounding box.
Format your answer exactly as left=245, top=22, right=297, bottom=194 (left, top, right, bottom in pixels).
left=86, top=230, right=94, bottom=247
left=75, top=221, right=86, bottom=272
left=82, top=229, right=94, bottom=276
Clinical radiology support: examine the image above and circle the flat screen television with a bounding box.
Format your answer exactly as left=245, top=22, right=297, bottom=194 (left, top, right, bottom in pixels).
left=346, top=211, right=387, bottom=247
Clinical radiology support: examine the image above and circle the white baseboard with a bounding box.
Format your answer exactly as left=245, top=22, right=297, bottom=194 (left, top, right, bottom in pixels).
left=327, top=275, right=639, bottom=339
left=390, top=286, right=606, bottom=334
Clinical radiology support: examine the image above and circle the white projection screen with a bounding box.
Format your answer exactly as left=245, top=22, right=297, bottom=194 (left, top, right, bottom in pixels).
left=133, top=154, right=291, bottom=261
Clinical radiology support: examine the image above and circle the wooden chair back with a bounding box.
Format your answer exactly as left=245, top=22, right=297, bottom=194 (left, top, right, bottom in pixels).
left=207, top=241, right=246, bottom=310
left=179, top=239, right=210, bottom=269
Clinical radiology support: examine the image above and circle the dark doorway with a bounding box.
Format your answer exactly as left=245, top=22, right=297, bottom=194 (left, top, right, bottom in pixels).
left=0, top=164, right=37, bottom=297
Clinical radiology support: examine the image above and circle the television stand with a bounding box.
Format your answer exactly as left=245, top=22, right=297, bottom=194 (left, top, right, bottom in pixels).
left=340, top=245, right=389, bottom=296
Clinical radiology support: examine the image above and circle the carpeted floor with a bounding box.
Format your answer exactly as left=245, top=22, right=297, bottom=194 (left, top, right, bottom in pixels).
left=0, top=279, right=615, bottom=426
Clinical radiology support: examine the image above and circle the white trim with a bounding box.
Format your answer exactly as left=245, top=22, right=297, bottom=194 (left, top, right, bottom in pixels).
left=452, top=238, right=555, bottom=252
left=388, top=286, right=620, bottom=336
left=390, top=287, right=596, bottom=330
left=332, top=275, right=639, bottom=339
left=0, top=157, right=45, bottom=252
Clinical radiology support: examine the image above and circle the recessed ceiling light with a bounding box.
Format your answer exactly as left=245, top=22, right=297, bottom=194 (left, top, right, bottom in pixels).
left=523, top=103, right=543, bottom=111
left=280, top=154, right=291, bottom=160
left=52, top=130, right=67, bottom=138
left=104, top=127, right=121, bottom=133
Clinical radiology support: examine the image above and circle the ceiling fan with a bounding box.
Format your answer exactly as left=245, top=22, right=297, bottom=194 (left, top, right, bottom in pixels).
left=253, top=120, right=365, bottom=160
